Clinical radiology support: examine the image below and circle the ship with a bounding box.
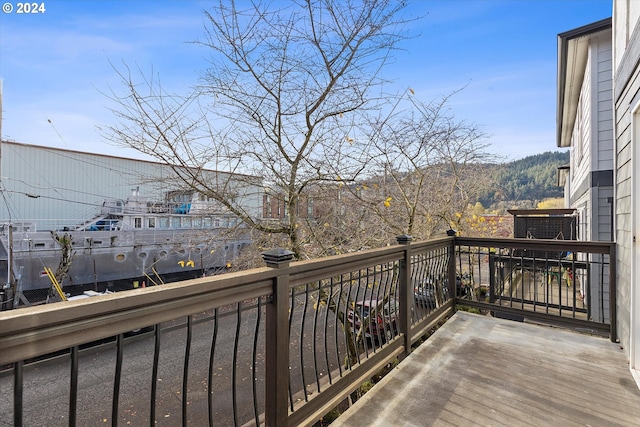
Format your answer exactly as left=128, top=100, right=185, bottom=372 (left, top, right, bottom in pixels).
left=0, top=188, right=251, bottom=310
left=0, top=86, right=258, bottom=310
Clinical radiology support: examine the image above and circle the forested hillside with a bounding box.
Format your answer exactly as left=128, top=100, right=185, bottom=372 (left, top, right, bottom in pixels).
left=478, top=151, right=569, bottom=209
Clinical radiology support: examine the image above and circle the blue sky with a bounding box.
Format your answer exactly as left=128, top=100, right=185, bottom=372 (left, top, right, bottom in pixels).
left=0, top=0, right=612, bottom=162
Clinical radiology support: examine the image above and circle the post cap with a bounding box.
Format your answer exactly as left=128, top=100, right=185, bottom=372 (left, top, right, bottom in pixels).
left=261, top=248, right=295, bottom=268
left=396, top=234, right=414, bottom=244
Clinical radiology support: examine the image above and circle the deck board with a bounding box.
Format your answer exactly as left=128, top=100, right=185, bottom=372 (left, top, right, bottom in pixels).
left=331, top=311, right=640, bottom=427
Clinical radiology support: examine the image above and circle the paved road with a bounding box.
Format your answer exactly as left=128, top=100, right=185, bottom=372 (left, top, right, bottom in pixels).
left=0, top=297, right=348, bottom=427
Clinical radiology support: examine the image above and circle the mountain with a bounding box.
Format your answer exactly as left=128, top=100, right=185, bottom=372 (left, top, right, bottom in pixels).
left=478, top=151, right=570, bottom=209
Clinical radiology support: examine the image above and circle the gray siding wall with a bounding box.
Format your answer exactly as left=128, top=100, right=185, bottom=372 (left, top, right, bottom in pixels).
left=596, top=186, right=614, bottom=241
left=613, top=31, right=640, bottom=353
left=594, top=34, right=614, bottom=171
left=569, top=33, right=614, bottom=244
left=570, top=53, right=592, bottom=203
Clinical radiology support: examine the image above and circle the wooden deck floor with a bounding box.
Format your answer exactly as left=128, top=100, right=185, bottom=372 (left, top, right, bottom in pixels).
left=332, top=311, right=640, bottom=427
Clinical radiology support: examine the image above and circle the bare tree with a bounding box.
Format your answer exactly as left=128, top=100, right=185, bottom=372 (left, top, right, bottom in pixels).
left=101, top=0, right=411, bottom=259
left=338, top=91, right=496, bottom=240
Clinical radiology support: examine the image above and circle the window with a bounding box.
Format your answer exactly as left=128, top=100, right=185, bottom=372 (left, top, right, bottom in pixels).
left=148, top=217, right=156, bottom=228
left=134, top=217, right=142, bottom=228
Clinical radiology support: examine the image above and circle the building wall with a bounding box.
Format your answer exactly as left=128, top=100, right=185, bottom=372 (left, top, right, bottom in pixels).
left=0, top=141, right=263, bottom=230
left=262, top=193, right=315, bottom=220
left=594, top=34, right=615, bottom=171
left=570, top=50, right=592, bottom=206
left=593, top=33, right=615, bottom=243
left=613, top=0, right=640, bottom=72
left=568, top=32, right=614, bottom=243
left=595, top=186, right=615, bottom=241
left=612, top=0, right=640, bottom=355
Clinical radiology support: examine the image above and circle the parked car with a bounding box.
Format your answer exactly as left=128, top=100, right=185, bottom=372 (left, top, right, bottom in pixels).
left=414, top=274, right=471, bottom=308
left=347, top=298, right=398, bottom=343
left=443, top=274, right=472, bottom=299
left=414, top=279, right=438, bottom=310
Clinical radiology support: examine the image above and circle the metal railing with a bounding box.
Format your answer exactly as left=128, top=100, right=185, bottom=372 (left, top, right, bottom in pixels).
left=0, top=236, right=616, bottom=426
left=453, top=237, right=616, bottom=338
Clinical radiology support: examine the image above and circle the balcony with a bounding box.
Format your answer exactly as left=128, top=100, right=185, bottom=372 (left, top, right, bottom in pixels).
left=332, top=311, right=640, bottom=426
left=1, top=236, right=638, bottom=426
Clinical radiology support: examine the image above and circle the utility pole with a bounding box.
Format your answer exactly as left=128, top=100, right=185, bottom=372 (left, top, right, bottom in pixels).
left=0, top=79, right=14, bottom=310
left=0, top=79, right=7, bottom=309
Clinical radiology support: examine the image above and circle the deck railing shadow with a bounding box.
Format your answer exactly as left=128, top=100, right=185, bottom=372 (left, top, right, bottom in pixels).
left=0, top=236, right=615, bottom=426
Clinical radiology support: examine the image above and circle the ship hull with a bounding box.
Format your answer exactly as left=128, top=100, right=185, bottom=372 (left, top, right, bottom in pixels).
left=1, top=228, right=248, bottom=294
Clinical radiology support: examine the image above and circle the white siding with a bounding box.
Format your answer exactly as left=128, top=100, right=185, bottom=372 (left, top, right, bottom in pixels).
left=569, top=52, right=592, bottom=208
left=614, top=0, right=640, bottom=70
left=615, top=105, right=632, bottom=357
left=594, top=35, right=615, bottom=171
left=595, top=186, right=614, bottom=241
left=613, top=11, right=638, bottom=359
left=575, top=195, right=590, bottom=241
left=567, top=32, right=614, bottom=245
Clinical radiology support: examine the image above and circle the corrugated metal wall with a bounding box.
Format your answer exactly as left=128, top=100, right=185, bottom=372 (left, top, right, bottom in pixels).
left=0, top=141, right=263, bottom=230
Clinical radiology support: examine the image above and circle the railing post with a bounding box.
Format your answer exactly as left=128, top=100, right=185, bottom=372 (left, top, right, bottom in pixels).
left=396, top=235, right=413, bottom=359
left=262, top=249, right=294, bottom=426
left=448, top=236, right=457, bottom=304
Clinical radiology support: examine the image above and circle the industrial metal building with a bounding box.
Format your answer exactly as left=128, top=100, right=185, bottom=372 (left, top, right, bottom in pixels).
left=0, top=141, right=263, bottom=306
left=0, top=140, right=263, bottom=229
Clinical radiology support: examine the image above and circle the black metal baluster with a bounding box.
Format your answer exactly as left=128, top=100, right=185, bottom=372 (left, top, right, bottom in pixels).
left=384, top=262, right=393, bottom=340
left=150, top=321, right=161, bottom=425
left=439, top=247, right=448, bottom=303
left=232, top=303, right=242, bottom=426
left=183, top=315, right=193, bottom=426
left=476, top=246, right=482, bottom=297
left=335, top=274, right=346, bottom=376
left=428, top=250, right=436, bottom=308
left=390, top=260, right=399, bottom=338
left=14, top=361, right=23, bottom=427
left=70, top=345, right=79, bottom=427
left=287, top=286, right=295, bottom=411
left=371, top=265, right=382, bottom=352
left=380, top=262, right=390, bottom=345
left=112, top=333, right=124, bottom=427
left=325, top=277, right=335, bottom=384
left=252, top=297, right=262, bottom=425
left=508, top=251, right=514, bottom=308
left=520, top=251, right=525, bottom=310
left=571, top=254, right=577, bottom=318
left=352, top=271, right=363, bottom=365
left=532, top=254, right=538, bottom=312
left=543, top=255, right=549, bottom=313
left=208, top=308, right=219, bottom=427
left=299, top=283, right=309, bottom=401
left=557, top=256, right=563, bottom=316
left=312, top=284, right=321, bottom=393
left=362, top=268, right=373, bottom=355
left=415, top=253, right=426, bottom=317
